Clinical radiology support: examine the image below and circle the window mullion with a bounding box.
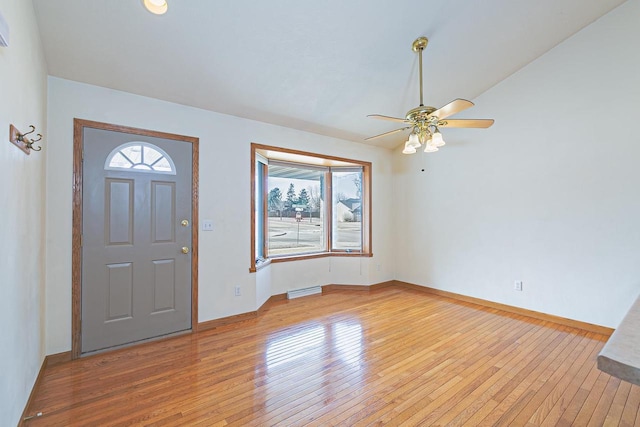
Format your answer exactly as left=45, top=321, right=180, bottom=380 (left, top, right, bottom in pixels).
left=326, top=171, right=332, bottom=253
left=262, top=164, right=269, bottom=259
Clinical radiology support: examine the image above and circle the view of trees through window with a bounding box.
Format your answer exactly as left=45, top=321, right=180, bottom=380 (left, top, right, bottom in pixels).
left=267, top=164, right=326, bottom=256
left=266, top=164, right=363, bottom=256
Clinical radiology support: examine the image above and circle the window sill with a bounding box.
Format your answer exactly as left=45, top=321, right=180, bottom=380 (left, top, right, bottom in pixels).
left=270, top=251, right=373, bottom=263
left=249, top=251, right=372, bottom=272
left=249, top=258, right=272, bottom=273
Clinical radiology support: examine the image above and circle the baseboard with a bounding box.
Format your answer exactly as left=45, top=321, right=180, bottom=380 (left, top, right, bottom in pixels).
left=46, top=351, right=72, bottom=367
left=19, top=358, right=45, bottom=426
left=257, top=293, right=287, bottom=315
left=393, top=280, right=614, bottom=336
left=197, top=293, right=290, bottom=332
left=19, top=350, right=71, bottom=426
left=323, top=280, right=394, bottom=293
left=370, top=280, right=395, bottom=290
left=198, top=311, right=258, bottom=331
left=323, top=284, right=370, bottom=293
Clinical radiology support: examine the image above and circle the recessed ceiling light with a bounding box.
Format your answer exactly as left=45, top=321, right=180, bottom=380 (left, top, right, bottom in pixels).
left=142, top=0, right=168, bottom=15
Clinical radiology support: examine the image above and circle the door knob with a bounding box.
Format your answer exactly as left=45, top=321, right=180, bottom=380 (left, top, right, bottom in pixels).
left=181, top=246, right=190, bottom=254
left=181, top=219, right=189, bottom=227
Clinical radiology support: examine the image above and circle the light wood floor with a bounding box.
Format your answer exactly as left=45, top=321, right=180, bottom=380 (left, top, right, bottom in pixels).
left=26, top=287, right=640, bottom=426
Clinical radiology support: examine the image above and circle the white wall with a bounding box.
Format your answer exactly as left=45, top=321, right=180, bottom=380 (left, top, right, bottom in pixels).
left=393, top=0, right=640, bottom=328
left=267, top=255, right=390, bottom=296
left=0, top=0, right=48, bottom=424
left=46, top=77, right=395, bottom=354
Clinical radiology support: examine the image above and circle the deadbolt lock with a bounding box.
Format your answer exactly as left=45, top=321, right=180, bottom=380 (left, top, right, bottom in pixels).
left=181, top=219, right=189, bottom=227
left=181, top=246, right=190, bottom=254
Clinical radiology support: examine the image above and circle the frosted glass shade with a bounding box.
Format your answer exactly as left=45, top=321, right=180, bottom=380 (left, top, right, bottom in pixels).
left=424, top=143, right=439, bottom=153
left=407, top=133, right=421, bottom=149
left=402, top=142, right=417, bottom=154
left=431, top=131, right=445, bottom=147
left=143, top=0, right=168, bottom=14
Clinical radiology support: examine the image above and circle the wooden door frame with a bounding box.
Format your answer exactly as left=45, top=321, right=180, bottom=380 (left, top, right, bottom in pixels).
left=72, top=118, right=199, bottom=359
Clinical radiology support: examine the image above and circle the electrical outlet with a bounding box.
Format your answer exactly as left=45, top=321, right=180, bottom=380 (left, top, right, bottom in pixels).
left=514, top=281, right=523, bottom=291
left=234, top=286, right=241, bottom=296
left=376, top=263, right=381, bottom=272
left=202, top=220, right=213, bottom=231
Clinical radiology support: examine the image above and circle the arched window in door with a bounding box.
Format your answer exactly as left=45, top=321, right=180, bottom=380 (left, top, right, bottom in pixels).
left=104, top=142, right=176, bottom=174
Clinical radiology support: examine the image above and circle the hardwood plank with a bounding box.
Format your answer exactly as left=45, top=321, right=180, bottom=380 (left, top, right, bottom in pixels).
left=620, top=385, right=640, bottom=426
left=510, top=332, right=597, bottom=425
left=556, top=353, right=613, bottom=426
left=587, top=376, right=624, bottom=426
left=573, top=371, right=617, bottom=426
left=537, top=340, right=603, bottom=426
left=243, top=299, right=493, bottom=426
left=310, top=312, right=515, bottom=426
left=24, top=287, right=632, bottom=426
left=603, top=381, right=632, bottom=426
left=430, top=323, right=562, bottom=426
left=473, top=328, right=579, bottom=426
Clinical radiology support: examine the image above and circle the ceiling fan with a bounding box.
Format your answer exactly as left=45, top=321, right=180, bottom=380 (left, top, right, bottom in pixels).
left=366, top=37, right=494, bottom=153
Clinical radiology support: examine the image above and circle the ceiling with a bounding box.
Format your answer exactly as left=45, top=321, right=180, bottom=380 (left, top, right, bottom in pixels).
left=32, top=0, right=626, bottom=149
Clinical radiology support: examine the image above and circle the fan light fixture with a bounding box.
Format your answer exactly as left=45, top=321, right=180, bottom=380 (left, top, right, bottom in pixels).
left=402, top=144, right=417, bottom=154
left=431, top=129, right=445, bottom=147
left=143, top=0, right=168, bottom=15
left=365, top=37, right=494, bottom=154
left=407, top=133, right=421, bottom=149
left=424, top=142, right=439, bottom=153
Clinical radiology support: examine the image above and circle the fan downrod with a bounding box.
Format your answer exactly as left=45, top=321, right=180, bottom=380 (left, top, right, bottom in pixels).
left=411, top=37, right=430, bottom=110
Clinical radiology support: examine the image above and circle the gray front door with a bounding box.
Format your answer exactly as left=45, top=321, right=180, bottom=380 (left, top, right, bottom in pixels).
left=81, top=127, right=192, bottom=354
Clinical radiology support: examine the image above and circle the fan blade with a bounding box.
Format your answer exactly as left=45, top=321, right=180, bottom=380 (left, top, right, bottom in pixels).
left=364, top=127, right=411, bottom=141
left=439, top=119, right=494, bottom=128
left=429, top=99, right=474, bottom=120
left=367, top=114, right=410, bottom=123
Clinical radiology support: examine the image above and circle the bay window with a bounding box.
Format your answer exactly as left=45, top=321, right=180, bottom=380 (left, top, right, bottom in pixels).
left=250, top=144, right=371, bottom=272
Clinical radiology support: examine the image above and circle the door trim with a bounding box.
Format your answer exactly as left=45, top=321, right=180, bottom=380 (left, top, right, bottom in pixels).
left=72, top=118, right=199, bottom=359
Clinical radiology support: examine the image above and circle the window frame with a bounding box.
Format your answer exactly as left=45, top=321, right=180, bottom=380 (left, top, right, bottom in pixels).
left=330, top=166, right=365, bottom=252
left=250, top=143, right=372, bottom=272
left=254, top=154, right=267, bottom=263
